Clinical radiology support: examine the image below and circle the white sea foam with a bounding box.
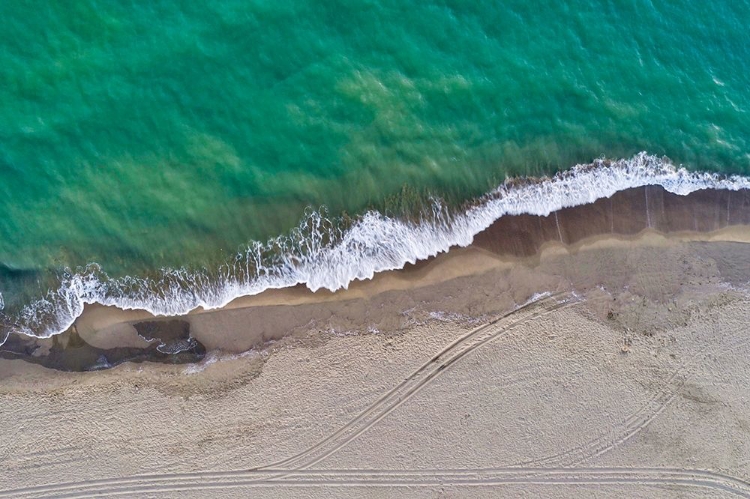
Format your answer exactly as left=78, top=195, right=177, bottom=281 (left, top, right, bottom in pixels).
left=183, top=349, right=263, bottom=375
left=5, top=153, right=750, bottom=343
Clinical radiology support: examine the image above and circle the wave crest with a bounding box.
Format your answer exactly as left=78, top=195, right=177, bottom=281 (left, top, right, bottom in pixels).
left=4, top=152, right=750, bottom=342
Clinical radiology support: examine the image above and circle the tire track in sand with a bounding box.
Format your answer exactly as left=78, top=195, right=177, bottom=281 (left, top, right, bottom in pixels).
left=515, top=326, right=750, bottom=468
left=0, top=293, right=576, bottom=498
left=6, top=294, right=749, bottom=498
left=7, top=467, right=750, bottom=498
left=261, top=292, right=577, bottom=472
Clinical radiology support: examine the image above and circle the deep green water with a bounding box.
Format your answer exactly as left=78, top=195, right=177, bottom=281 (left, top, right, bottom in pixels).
left=1, top=1, right=750, bottom=333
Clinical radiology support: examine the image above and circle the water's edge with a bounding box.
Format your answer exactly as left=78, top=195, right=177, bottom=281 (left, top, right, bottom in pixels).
left=4, top=153, right=750, bottom=348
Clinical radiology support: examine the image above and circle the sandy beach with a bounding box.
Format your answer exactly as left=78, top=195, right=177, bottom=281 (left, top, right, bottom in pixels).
left=2, top=188, right=750, bottom=497
left=4, top=0, right=750, bottom=495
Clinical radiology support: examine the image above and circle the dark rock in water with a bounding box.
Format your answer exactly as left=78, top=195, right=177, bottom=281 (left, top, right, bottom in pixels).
left=134, top=319, right=193, bottom=352
left=0, top=321, right=205, bottom=372
left=156, top=338, right=196, bottom=355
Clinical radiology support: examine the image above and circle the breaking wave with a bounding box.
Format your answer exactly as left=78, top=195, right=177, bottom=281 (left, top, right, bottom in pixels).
left=4, top=152, right=750, bottom=343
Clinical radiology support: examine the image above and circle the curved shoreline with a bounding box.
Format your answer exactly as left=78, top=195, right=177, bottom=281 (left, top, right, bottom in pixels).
left=5, top=153, right=750, bottom=346
left=4, top=183, right=750, bottom=370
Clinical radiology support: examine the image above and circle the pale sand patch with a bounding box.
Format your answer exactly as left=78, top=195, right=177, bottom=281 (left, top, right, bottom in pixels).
left=75, top=306, right=153, bottom=350
left=1, top=237, right=750, bottom=497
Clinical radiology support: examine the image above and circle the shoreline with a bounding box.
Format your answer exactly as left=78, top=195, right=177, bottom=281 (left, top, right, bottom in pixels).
left=4, top=185, right=750, bottom=371
left=2, top=186, right=750, bottom=496
left=5, top=153, right=750, bottom=344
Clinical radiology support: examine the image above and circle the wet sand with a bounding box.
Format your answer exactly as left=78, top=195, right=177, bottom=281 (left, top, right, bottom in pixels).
left=6, top=185, right=750, bottom=370
left=1, top=188, right=750, bottom=497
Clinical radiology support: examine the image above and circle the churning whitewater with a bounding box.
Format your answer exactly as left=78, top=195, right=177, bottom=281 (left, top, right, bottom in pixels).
left=4, top=152, right=750, bottom=343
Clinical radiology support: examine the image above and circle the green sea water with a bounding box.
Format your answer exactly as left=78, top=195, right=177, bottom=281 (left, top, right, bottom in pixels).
left=1, top=1, right=750, bottom=329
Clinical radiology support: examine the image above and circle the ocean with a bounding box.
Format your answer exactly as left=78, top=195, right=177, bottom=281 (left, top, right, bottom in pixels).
left=1, top=0, right=750, bottom=341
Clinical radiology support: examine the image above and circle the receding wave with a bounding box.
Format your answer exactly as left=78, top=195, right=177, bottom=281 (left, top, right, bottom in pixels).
left=4, top=152, right=750, bottom=343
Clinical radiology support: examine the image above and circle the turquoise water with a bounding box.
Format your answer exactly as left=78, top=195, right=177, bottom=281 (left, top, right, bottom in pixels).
left=1, top=1, right=750, bottom=336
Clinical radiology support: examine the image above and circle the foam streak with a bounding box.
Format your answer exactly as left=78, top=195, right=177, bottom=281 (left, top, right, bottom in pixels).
left=5, top=153, right=750, bottom=342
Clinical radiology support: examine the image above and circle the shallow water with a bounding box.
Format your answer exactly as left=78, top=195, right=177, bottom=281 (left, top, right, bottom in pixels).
left=1, top=1, right=749, bottom=338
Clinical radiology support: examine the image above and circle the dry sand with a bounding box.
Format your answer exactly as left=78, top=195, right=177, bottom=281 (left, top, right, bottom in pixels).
left=1, top=227, right=750, bottom=497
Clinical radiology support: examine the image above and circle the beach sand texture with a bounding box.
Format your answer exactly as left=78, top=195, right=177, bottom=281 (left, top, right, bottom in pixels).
left=4, top=1, right=750, bottom=495
left=1, top=223, right=750, bottom=497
